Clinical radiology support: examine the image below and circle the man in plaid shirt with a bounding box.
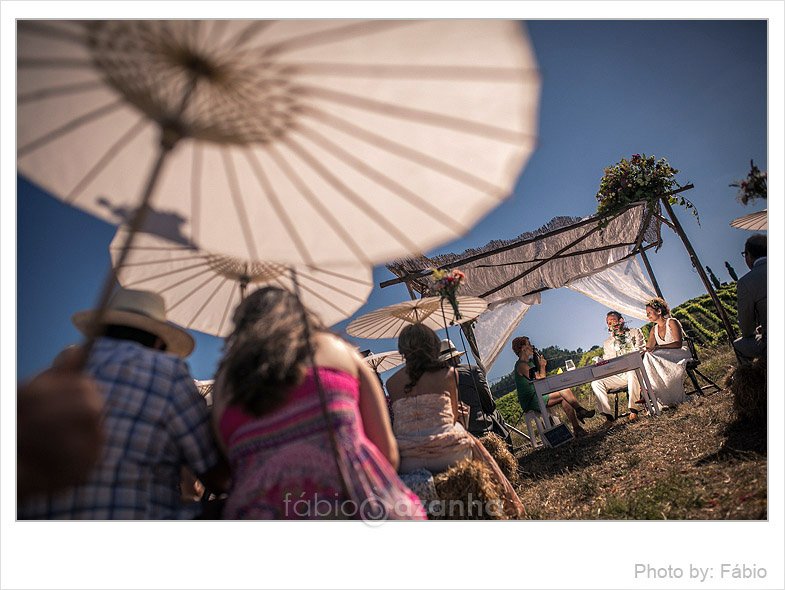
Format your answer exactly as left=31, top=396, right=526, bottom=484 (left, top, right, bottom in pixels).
left=19, top=289, right=229, bottom=519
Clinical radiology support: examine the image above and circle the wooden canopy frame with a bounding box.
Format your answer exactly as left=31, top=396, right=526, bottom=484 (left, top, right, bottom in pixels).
left=381, top=185, right=736, bottom=367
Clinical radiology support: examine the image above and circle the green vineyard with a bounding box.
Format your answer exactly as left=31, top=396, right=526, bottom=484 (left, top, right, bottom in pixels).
left=667, top=283, right=738, bottom=347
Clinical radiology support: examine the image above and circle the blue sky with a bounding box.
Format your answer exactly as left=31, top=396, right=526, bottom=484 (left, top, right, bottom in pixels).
left=17, top=20, right=769, bottom=385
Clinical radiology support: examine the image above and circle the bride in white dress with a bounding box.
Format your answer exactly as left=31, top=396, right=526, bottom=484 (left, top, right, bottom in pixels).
left=642, top=298, right=692, bottom=407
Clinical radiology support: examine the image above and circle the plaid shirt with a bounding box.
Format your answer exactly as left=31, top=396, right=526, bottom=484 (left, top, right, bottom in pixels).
left=19, top=338, right=221, bottom=520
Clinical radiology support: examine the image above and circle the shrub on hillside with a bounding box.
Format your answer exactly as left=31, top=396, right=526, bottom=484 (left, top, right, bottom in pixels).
left=496, top=391, right=523, bottom=425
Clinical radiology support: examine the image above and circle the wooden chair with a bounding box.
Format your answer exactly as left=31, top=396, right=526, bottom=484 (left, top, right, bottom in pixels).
left=683, top=337, right=721, bottom=396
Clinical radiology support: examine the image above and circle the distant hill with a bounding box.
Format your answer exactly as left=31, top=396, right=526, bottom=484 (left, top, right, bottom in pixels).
left=490, top=283, right=738, bottom=408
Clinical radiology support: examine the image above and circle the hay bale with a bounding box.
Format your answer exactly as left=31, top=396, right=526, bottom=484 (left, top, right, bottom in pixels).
left=724, top=359, right=766, bottom=424
left=431, top=458, right=509, bottom=520
left=479, top=432, right=519, bottom=487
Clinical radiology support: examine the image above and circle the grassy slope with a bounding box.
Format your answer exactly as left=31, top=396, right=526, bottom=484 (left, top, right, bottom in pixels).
left=509, top=343, right=767, bottom=520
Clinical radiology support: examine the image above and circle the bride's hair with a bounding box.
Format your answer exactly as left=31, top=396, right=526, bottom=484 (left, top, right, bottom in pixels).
left=646, top=297, right=671, bottom=318
left=398, top=324, right=447, bottom=393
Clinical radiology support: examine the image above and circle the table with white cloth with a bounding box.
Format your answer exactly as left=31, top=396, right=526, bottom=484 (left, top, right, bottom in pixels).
left=531, top=352, right=660, bottom=428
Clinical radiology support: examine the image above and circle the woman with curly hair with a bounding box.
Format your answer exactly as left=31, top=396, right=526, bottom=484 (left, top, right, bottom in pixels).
left=212, top=287, right=425, bottom=520
left=386, top=323, right=524, bottom=517
left=642, top=297, right=692, bottom=408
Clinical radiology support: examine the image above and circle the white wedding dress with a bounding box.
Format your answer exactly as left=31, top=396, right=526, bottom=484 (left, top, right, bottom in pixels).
left=642, top=318, right=692, bottom=407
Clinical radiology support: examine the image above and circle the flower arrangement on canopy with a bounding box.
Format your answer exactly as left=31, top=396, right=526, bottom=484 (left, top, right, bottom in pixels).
left=429, top=268, right=466, bottom=321
left=730, top=160, right=767, bottom=205
left=595, top=153, right=698, bottom=226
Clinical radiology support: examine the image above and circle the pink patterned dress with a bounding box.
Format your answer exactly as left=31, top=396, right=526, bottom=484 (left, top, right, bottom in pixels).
left=219, top=366, right=426, bottom=520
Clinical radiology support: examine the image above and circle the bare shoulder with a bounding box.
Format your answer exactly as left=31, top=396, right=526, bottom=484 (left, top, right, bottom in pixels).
left=386, top=367, right=407, bottom=400
left=311, top=332, right=360, bottom=376
left=440, top=365, right=457, bottom=386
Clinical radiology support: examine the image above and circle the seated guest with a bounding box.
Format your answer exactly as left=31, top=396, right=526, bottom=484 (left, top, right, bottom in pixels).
left=733, top=234, right=766, bottom=364
left=17, top=356, right=103, bottom=502
left=438, top=339, right=511, bottom=445
left=386, top=324, right=524, bottom=517
left=386, top=326, right=473, bottom=473
left=212, top=287, right=425, bottom=520
left=19, top=288, right=229, bottom=519
left=641, top=298, right=692, bottom=408
left=511, top=336, right=594, bottom=437
left=591, top=311, right=646, bottom=425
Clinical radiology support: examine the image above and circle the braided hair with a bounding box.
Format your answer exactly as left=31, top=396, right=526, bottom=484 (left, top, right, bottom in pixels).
left=217, top=286, right=325, bottom=416
left=397, top=323, right=448, bottom=393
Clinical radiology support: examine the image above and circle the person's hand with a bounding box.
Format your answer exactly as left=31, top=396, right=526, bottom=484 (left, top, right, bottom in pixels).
left=456, top=401, right=471, bottom=429
left=645, top=344, right=657, bottom=353
left=17, top=360, right=104, bottom=500
left=538, top=354, right=547, bottom=369
left=180, top=467, right=205, bottom=503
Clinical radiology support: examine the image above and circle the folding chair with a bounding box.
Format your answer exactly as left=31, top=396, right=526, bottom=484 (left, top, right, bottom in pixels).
left=605, top=385, right=631, bottom=420
left=522, top=409, right=563, bottom=449
left=684, top=337, right=721, bottom=396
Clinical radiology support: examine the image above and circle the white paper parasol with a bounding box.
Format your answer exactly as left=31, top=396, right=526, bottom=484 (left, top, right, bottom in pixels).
left=346, top=296, right=488, bottom=340
left=194, top=380, right=214, bottom=407
left=18, top=19, right=541, bottom=267
left=110, top=228, right=373, bottom=337
left=362, top=350, right=405, bottom=374
left=730, top=209, right=767, bottom=231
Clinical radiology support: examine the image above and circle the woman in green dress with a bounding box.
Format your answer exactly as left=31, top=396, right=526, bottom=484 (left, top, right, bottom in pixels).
left=511, top=336, right=594, bottom=436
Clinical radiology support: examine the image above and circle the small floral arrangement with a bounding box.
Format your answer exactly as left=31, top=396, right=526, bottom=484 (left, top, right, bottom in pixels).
left=730, top=160, right=767, bottom=205
left=595, top=153, right=698, bottom=227
left=609, top=321, right=630, bottom=352
left=429, top=268, right=466, bottom=321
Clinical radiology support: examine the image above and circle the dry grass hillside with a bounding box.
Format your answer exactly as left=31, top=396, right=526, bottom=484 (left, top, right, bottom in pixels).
left=508, top=343, right=767, bottom=520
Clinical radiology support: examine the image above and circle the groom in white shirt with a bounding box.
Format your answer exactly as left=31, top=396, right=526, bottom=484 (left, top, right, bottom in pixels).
left=591, top=311, right=646, bottom=426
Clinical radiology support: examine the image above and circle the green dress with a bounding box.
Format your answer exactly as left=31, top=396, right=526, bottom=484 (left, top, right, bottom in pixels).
left=514, top=359, right=550, bottom=413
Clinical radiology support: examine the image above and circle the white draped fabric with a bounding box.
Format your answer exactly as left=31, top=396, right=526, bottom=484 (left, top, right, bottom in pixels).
left=565, top=258, right=658, bottom=322
left=474, top=295, right=540, bottom=371
left=474, top=258, right=658, bottom=372
left=387, top=203, right=661, bottom=304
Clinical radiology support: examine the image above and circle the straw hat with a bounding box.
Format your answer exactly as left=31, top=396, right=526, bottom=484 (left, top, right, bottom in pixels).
left=72, top=289, right=195, bottom=358
left=439, top=339, right=466, bottom=362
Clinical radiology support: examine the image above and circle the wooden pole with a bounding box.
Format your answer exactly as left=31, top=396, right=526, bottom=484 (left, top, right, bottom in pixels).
left=639, top=248, right=664, bottom=299
left=460, top=321, right=486, bottom=374
left=660, top=198, right=736, bottom=347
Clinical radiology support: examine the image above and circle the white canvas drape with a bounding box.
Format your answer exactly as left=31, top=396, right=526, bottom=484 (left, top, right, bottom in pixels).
left=565, top=258, right=657, bottom=321
left=474, top=294, right=540, bottom=371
